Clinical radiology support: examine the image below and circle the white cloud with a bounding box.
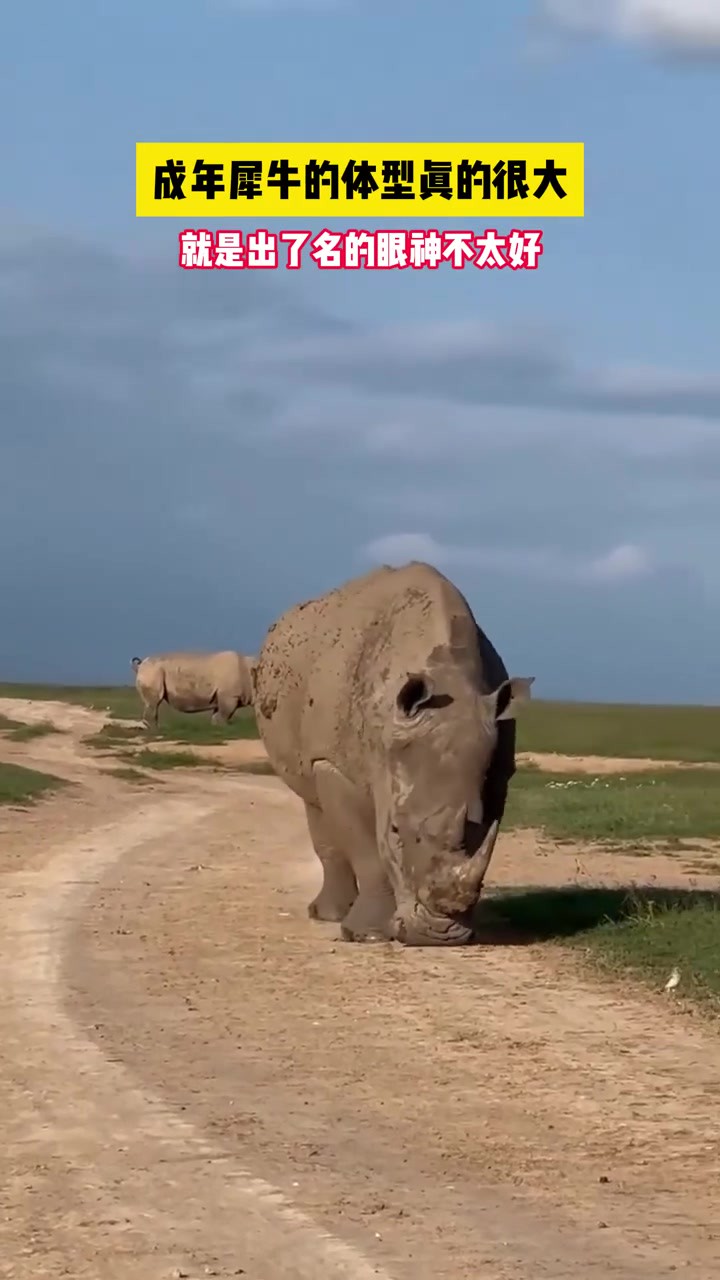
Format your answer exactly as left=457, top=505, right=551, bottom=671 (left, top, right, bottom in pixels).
left=539, top=0, right=720, bottom=55
left=589, top=543, right=652, bottom=581
left=364, top=533, right=443, bottom=564
left=362, top=532, right=654, bottom=585
left=583, top=363, right=720, bottom=401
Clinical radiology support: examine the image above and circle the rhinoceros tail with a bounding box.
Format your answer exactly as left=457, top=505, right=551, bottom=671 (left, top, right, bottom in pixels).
left=131, top=656, right=143, bottom=673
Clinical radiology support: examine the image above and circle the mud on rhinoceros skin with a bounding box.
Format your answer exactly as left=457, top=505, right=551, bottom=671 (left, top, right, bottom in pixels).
left=253, top=561, right=534, bottom=947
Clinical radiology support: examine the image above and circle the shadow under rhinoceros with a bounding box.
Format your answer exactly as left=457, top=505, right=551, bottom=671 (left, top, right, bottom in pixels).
left=469, top=884, right=720, bottom=946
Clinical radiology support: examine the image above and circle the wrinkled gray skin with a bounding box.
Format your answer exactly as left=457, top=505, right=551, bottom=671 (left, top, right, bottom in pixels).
left=253, top=561, right=534, bottom=947
left=131, top=650, right=255, bottom=729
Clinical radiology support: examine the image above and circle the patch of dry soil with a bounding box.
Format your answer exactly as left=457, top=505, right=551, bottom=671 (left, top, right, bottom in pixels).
left=150, top=740, right=720, bottom=777
left=1, top=721, right=720, bottom=1278
left=518, top=750, right=720, bottom=774
left=0, top=696, right=122, bottom=784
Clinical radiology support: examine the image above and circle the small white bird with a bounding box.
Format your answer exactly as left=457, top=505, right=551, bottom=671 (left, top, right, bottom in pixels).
left=664, top=967, right=681, bottom=992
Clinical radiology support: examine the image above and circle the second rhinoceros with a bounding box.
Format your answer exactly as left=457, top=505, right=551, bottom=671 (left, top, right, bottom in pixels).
left=253, top=561, right=534, bottom=947
left=131, top=650, right=255, bottom=729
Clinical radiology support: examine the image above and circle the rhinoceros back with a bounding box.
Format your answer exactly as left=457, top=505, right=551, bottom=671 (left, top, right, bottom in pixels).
left=254, top=562, right=511, bottom=805
left=145, top=650, right=250, bottom=710
left=253, top=575, right=376, bottom=801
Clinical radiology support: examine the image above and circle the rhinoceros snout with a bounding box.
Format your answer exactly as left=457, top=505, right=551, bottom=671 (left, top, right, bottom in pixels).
left=394, top=909, right=474, bottom=947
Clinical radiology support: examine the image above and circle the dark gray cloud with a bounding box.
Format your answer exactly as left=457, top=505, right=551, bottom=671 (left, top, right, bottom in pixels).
left=1, top=224, right=719, bottom=700
left=248, top=320, right=720, bottom=422
left=0, top=228, right=361, bottom=681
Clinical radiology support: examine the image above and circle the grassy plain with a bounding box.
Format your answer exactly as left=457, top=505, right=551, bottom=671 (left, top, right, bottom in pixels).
left=504, top=766, right=720, bottom=847
left=3, top=683, right=720, bottom=758
left=517, top=699, right=720, bottom=762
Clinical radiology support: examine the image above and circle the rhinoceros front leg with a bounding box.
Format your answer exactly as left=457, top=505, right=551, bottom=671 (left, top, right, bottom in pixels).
left=311, top=761, right=396, bottom=943
left=210, top=691, right=240, bottom=725
left=141, top=697, right=160, bottom=731
left=304, top=802, right=358, bottom=922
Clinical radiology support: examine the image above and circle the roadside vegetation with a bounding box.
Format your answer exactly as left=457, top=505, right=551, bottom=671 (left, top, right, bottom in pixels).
left=0, top=712, right=63, bottom=742
left=102, top=765, right=156, bottom=785
left=517, top=698, right=720, bottom=763
left=484, top=885, right=720, bottom=1014
left=496, top=766, right=720, bottom=1011
left=7, top=721, right=62, bottom=743
left=0, top=761, right=66, bottom=806
left=504, top=766, right=720, bottom=848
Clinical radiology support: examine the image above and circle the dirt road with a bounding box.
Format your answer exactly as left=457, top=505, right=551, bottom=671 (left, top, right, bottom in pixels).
left=2, top=706, right=720, bottom=1278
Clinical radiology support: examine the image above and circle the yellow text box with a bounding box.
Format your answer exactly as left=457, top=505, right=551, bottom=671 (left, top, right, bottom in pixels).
left=136, top=143, right=584, bottom=218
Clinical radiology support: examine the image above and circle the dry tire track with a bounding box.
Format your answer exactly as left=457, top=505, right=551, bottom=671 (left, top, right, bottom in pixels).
left=0, top=795, right=394, bottom=1280
left=4, top=772, right=720, bottom=1278
left=65, top=778, right=720, bottom=1280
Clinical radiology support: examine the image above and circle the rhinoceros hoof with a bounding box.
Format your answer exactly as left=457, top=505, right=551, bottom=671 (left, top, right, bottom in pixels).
left=340, top=924, right=387, bottom=944
left=308, top=898, right=348, bottom=922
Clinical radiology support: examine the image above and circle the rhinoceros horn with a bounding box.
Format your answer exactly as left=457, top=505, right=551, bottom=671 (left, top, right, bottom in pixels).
left=454, top=818, right=500, bottom=897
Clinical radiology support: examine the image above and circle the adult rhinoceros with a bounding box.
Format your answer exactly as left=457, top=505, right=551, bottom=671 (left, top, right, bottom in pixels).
left=131, top=651, right=255, bottom=729
left=253, top=561, right=534, bottom=947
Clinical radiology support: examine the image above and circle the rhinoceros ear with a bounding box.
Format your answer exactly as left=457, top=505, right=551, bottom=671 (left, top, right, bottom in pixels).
left=484, top=676, right=535, bottom=722
left=397, top=672, right=435, bottom=719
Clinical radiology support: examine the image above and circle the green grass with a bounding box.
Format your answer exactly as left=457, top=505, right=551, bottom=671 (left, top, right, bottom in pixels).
left=0, top=761, right=66, bottom=806
left=0, top=712, right=24, bottom=732
left=134, top=705, right=259, bottom=744
left=0, top=683, right=259, bottom=744
left=5, top=720, right=62, bottom=743
left=84, top=723, right=144, bottom=749
left=3, top=684, right=720, bottom=760
left=103, top=765, right=155, bottom=785
left=517, top=699, right=720, bottom=762
left=505, top=766, right=720, bottom=846
left=481, top=885, right=720, bottom=1012
left=0, top=712, right=63, bottom=742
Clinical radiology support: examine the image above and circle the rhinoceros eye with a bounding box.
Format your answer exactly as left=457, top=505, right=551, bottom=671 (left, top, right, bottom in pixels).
left=397, top=675, right=432, bottom=718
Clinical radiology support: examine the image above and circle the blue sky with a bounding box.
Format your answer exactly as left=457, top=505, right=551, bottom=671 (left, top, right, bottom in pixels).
left=1, top=0, right=719, bottom=701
